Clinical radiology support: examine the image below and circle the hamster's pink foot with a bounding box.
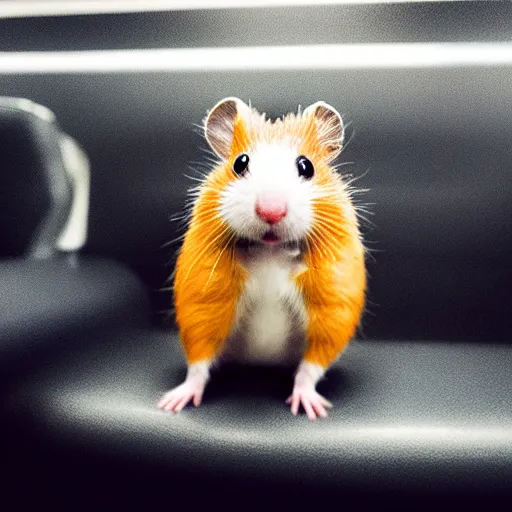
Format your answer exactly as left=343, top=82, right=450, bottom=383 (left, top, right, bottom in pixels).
left=286, top=387, right=332, bottom=420
left=158, top=362, right=209, bottom=413
left=287, top=361, right=331, bottom=420
left=158, top=381, right=205, bottom=413
left=286, top=384, right=332, bottom=420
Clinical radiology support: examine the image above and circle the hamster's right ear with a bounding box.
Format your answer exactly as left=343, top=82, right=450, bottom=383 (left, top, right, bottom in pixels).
left=303, top=101, right=344, bottom=161
left=204, top=97, right=251, bottom=160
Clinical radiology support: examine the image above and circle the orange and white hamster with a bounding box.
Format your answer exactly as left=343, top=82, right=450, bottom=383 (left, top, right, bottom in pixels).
left=158, top=98, right=366, bottom=420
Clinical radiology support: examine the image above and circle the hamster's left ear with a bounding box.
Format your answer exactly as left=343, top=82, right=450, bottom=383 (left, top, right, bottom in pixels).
left=303, top=101, right=344, bottom=160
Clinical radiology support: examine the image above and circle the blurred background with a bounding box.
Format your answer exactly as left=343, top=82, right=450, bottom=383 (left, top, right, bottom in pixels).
left=0, top=0, right=511, bottom=341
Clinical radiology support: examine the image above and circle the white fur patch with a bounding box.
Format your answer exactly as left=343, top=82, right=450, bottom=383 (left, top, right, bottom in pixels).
left=221, top=244, right=307, bottom=365
left=186, top=361, right=211, bottom=382
left=294, top=360, right=325, bottom=387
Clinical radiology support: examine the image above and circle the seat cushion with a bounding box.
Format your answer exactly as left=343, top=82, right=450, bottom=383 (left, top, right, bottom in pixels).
left=6, top=330, right=512, bottom=505
left=0, top=258, right=149, bottom=381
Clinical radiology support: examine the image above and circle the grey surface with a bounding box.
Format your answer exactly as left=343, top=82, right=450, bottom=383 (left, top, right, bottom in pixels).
left=12, top=329, right=512, bottom=495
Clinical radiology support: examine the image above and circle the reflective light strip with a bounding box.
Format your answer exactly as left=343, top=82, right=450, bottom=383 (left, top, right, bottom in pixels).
left=0, top=43, right=511, bottom=74
left=57, top=136, right=90, bottom=252
left=0, top=0, right=461, bottom=19
left=176, top=422, right=512, bottom=446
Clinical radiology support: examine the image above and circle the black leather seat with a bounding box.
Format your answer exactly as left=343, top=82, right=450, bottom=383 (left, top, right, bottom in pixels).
left=6, top=322, right=512, bottom=507
left=0, top=258, right=148, bottom=382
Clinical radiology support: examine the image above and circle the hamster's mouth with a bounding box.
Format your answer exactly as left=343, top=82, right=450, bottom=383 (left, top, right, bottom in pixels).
left=235, top=232, right=303, bottom=252
left=262, top=231, right=280, bottom=245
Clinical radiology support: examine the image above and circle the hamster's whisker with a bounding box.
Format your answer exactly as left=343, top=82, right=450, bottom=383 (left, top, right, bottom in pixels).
left=315, top=235, right=337, bottom=262
left=189, top=159, right=217, bottom=170
left=315, top=212, right=342, bottom=231
left=169, top=213, right=190, bottom=225
left=186, top=215, right=226, bottom=235
left=306, top=231, right=328, bottom=259
left=303, top=236, right=317, bottom=267
left=185, top=186, right=203, bottom=195
left=313, top=221, right=346, bottom=240
left=160, top=233, right=187, bottom=249
left=194, top=194, right=223, bottom=206
left=354, top=212, right=376, bottom=229
left=312, top=212, right=346, bottom=233
left=342, top=168, right=371, bottom=188
left=311, top=220, right=339, bottom=243
left=187, top=178, right=208, bottom=187
left=331, top=161, right=355, bottom=171
left=345, top=187, right=370, bottom=196
left=198, top=146, right=221, bottom=162
left=311, top=219, right=344, bottom=255
left=362, top=244, right=377, bottom=263
left=177, top=204, right=195, bottom=216
left=182, top=201, right=198, bottom=212
left=183, top=174, right=208, bottom=184
left=354, top=205, right=375, bottom=216
left=202, top=231, right=237, bottom=292
left=308, top=229, right=337, bottom=262
left=181, top=226, right=232, bottom=285
left=196, top=151, right=221, bottom=166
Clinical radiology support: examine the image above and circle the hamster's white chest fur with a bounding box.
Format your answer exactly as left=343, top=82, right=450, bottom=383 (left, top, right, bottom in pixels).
left=221, top=245, right=307, bottom=365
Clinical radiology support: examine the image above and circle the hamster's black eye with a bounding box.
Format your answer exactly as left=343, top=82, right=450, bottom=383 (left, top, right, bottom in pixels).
left=296, top=155, right=314, bottom=180
left=233, top=153, right=249, bottom=176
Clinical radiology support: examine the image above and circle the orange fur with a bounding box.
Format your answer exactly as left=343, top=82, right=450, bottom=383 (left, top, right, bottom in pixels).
left=174, top=109, right=254, bottom=363
left=297, top=228, right=366, bottom=368
left=297, top=119, right=366, bottom=368
left=174, top=104, right=366, bottom=367
left=174, top=178, right=246, bottom=363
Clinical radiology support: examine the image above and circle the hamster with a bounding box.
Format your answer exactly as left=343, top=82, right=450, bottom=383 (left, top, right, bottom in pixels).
left=158, top=98, right=366, bottom=420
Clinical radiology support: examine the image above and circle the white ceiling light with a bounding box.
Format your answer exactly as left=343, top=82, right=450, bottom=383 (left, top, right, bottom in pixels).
left=0, top=43, right=511, bottom=74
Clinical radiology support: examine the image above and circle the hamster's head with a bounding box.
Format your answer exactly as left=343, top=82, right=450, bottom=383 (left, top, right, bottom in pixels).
left=198, top=97, right=350, bottom=249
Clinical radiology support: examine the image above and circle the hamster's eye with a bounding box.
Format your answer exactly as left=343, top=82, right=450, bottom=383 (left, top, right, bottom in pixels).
left=296, top=155, right=314, bottom=180
left=233, top=153, right=249, bottom=176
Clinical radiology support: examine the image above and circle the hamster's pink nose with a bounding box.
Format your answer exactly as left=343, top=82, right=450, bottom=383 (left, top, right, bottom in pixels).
left=255, top=195, right=288, bottom=224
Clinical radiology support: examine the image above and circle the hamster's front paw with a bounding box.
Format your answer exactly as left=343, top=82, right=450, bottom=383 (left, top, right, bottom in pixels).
left=286, top=386, right=332, bottom=420
left=158, top=380, right=205, bottom=413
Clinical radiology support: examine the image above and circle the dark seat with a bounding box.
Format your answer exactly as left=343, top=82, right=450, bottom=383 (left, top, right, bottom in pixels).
left=6, top=322, right=512, bottom=506
left=0, top=258, right=148, bottom=382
